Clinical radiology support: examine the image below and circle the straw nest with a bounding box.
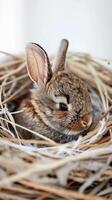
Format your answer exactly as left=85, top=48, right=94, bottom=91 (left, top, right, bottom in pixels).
left=0, top=50, right=112, bottom=200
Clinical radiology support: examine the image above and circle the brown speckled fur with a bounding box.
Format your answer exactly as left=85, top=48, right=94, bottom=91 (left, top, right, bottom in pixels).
left=15, top=40, right=96, bottom=143
left=15, top=71, right=93, bottom=143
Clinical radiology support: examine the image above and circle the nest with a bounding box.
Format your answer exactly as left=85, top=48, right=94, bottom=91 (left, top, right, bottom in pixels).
left=0, top=50, right=112, bottom=200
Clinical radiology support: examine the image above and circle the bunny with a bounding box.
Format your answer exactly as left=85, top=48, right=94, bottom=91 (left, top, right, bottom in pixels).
left=15, top=39, right=93, bottom=143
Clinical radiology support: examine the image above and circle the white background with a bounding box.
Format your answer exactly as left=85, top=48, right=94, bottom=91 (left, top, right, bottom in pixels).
left=0, top=0, right=112, bottom=59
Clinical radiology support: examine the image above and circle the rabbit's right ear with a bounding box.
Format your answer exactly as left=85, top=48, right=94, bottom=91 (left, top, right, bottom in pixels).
left=26, top=43, right=52, bottom=84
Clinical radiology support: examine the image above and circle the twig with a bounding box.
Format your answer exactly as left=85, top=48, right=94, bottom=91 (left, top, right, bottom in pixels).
left=19, top=179, right=106, bottom=200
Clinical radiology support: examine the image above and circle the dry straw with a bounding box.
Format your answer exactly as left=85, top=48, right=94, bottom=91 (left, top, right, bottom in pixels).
left=0, top=50, right=112, bottom=200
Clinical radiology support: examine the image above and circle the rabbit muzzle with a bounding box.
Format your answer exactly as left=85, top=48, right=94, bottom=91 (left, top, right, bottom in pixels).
left=66, top=112, right=93, bottom=133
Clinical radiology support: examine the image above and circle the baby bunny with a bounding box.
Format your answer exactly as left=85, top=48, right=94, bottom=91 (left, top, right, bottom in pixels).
left=15, top=39, right=93, bottom=143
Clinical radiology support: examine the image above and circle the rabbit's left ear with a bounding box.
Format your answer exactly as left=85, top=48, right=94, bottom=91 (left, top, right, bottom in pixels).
left=26, top=43, right=52, bottom=84
left=52, top=39, right=69, bottom=72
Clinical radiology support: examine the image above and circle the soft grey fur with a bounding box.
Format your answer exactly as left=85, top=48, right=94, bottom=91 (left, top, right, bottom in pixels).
left=15, top=40, right=101, bottom=143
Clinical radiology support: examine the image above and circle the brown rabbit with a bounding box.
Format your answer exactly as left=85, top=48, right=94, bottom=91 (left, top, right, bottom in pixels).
left=15, top=39, right=93, bottom=143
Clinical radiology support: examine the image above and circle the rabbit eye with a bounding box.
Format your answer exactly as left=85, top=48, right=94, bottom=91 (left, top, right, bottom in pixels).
left=59, top=102, right=68, bottom=111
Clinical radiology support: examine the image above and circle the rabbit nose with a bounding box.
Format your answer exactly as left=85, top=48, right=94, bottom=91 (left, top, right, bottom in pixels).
left=81, top=114, right=92, bottom=128
left=81, top=120, right=88, bottom=128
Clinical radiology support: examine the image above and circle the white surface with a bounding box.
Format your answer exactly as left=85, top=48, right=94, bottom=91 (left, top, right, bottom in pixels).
left=0, top=0, right=112, bottom=58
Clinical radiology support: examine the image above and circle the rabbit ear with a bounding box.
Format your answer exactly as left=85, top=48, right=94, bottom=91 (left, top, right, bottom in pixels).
left=52, top=39, right=69, bottom=72
left=26, top=43, right=52, bottom=84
